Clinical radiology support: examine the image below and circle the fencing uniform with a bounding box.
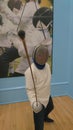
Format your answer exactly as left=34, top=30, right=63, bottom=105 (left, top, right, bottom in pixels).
left=25, top=63, right=51, bottom=107
left=0, top=12, right=19, bottom=77
left=25, top=62, right=54, bottom=130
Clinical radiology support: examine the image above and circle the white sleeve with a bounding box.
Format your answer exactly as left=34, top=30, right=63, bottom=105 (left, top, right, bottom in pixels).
left=25, top=67, right=36, bottom=106
left=0, top=2, right=21, bottom=24
left=19, top=2, right=40, bottom=24
left=5, top=8, right=20, bottom=25
left=0, top=25, right=7, bottom=34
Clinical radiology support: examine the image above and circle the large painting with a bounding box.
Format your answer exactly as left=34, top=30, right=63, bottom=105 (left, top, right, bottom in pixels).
left=0, top=0, right=53, bottom=78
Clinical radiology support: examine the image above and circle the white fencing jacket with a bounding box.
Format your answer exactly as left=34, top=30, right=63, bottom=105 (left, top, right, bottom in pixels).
left=25, top=63, right=51, bottom=107
left=0, top=13, right=17, bottom=48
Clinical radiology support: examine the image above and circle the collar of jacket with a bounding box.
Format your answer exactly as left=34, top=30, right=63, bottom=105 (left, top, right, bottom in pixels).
left=33, top=59, right=45, bottom=69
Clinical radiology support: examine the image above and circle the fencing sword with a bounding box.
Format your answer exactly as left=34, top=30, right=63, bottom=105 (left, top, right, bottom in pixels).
left=17, top=2, right=27, bottom=32
left=18, top=30, right=43, bottom=113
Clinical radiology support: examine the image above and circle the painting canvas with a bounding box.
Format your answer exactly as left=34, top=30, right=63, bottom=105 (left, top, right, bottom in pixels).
left=0, top=0, right=53, bottom=78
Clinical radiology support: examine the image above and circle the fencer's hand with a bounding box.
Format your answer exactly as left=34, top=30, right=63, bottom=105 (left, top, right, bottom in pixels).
left=32, top=101, right=43, bottom=113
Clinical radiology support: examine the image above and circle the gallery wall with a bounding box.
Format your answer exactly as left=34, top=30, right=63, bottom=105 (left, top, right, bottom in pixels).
left=0, top=0, right=73, bottom=104
left=68, top=0, right=73, bottom=98
left=51, top=0, right=70, bottom=96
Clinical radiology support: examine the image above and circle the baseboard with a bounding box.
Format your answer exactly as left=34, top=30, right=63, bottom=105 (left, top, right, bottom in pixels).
left=0, top=81, right=70, bottom=104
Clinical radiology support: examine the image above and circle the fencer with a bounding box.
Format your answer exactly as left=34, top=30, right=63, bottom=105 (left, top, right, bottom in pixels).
left=25, top=45, right=54, bottom=130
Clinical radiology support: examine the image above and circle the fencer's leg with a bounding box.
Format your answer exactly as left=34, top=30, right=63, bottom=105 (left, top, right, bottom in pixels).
left=44, top=96, right=54, bottom=122
left=0, top=58, right=9, bottom=77
left=4, top=47, right=20, bottom=62
left=33, top=106, right=44, bottom=130
left=0, top=47, right=20, bottom=78
left=10, top=72, right=24, bottom=77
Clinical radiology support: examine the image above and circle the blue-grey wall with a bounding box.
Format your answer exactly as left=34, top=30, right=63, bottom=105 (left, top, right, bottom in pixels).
left=68, top=0, right=73, bottom=98
left=51, top=0, right=70, bottom=97
left=0, top=0, right=73, bottom=104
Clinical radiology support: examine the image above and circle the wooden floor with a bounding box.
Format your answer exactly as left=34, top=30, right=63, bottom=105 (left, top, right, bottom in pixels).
left=0, top=96, right=73, bottom=130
